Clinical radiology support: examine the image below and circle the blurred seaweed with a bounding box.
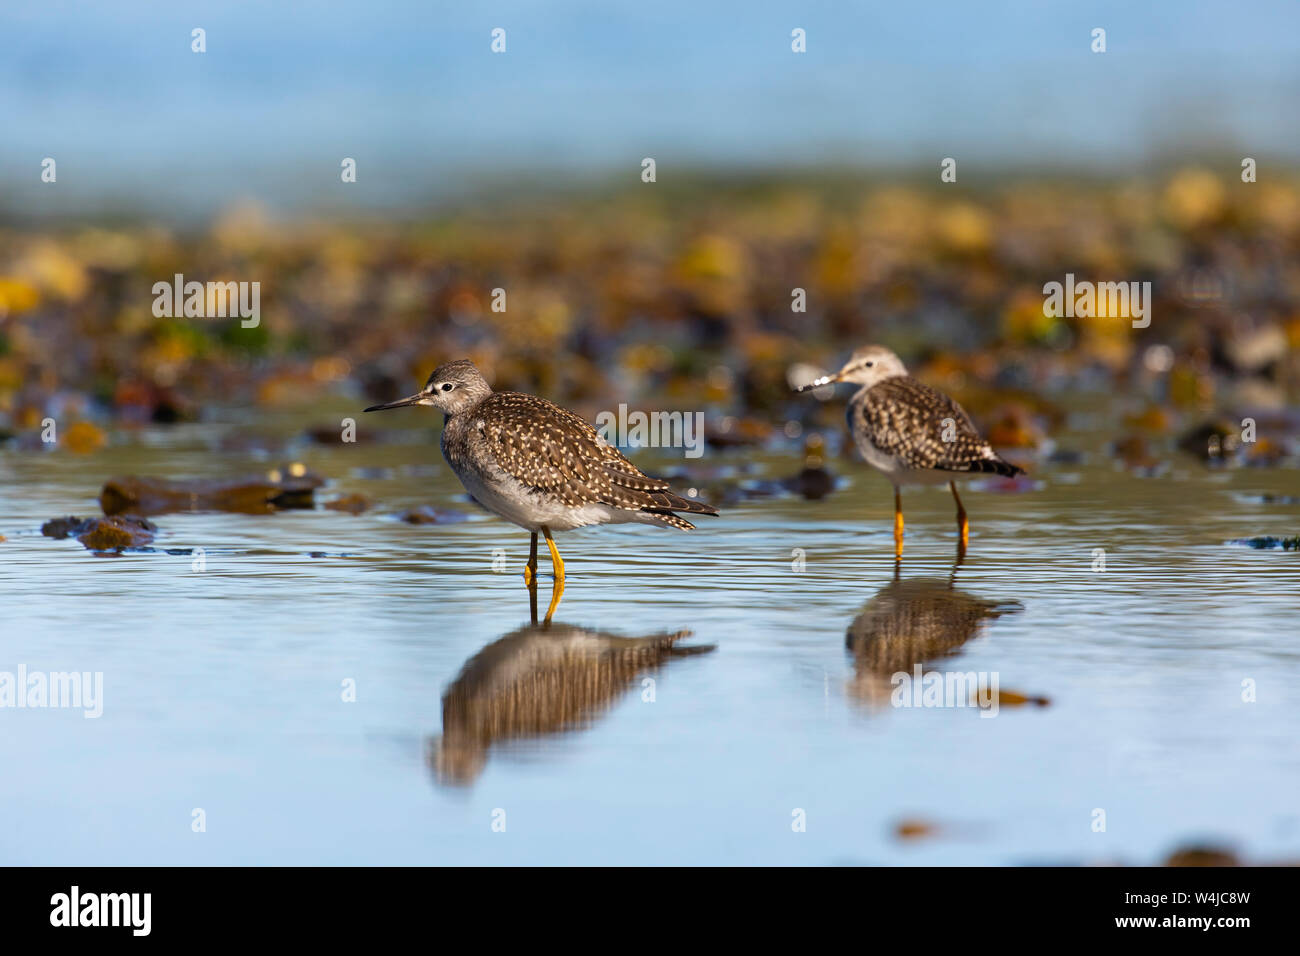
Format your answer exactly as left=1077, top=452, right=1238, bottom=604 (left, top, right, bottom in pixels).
left=3, top=170, right=1298, bottom=465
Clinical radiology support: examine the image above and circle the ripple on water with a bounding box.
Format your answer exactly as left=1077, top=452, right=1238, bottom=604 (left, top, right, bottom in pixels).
left=1, top=419, right=1299, bottom=864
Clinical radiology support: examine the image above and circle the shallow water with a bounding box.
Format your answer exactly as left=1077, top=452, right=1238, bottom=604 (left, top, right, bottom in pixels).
left=2, top=398, right=1298, bottom=865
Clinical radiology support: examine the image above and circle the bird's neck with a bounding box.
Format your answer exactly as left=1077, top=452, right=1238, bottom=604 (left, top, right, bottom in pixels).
left=444, top=395, right=488, bottom=429
left=855, top=374, right=906, bottom=398
left=443, top=392, right=489, bottom=424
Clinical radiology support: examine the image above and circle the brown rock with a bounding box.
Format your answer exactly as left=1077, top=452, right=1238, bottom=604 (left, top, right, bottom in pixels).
left=1163, top=845, right=1240, bottom=867
left=400, top=505, right=469, bottom=524
left=980, top=688, right=1051, bottom=708
left=324, top=493, right=371, bottom=514
left=894, top=819, right=940, bottom=841
left=41, top=516, right=86, bottom=538
left=42, top=515, right=157, bottom=551
left=99, top=465, right=325, bottom=515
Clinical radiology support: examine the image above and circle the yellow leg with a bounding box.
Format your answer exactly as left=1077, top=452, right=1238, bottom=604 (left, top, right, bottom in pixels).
left=541, top=526, right=565, bottom=622
left=544, top=577, right=564, bottom=623
left=542, top=526, right=564, bottom=584
left=524, top=532, right=538, bottom=587
left=950, top=481, right=968, bottom=553
left=893, top=488, right=904, bottom=559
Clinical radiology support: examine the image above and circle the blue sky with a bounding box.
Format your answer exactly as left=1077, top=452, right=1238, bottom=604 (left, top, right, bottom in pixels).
left=2, top=1, right=1298, bottom=217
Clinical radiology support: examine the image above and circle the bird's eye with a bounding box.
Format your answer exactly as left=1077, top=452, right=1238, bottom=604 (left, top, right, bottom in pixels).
left=865, top=361, right=874, bottom=368
left=441, top=383, right=454, bottom=392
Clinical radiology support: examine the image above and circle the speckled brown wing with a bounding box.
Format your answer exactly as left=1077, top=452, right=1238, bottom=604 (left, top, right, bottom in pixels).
left=854, top=377, right=1021, bottom=475
left=476, top=392, right=718, bottom=518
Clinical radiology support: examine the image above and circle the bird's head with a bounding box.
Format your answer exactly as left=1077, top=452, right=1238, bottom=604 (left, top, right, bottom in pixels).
left=795, top=345, right=908, bottom=392
left=364, top=359, right=492, bottom=416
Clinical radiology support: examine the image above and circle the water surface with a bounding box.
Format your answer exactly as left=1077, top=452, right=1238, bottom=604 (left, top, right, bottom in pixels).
left=1, top=399, right=1297, bottom=865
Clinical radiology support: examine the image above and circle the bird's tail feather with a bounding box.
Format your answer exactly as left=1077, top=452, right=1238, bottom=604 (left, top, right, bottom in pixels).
left=642, top=511, right=698, bottom=531
left=642, top=490, right=719, bottom=516
left=966, top=457, right=1024, bottom=478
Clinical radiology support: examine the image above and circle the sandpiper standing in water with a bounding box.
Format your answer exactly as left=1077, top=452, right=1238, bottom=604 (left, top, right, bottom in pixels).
left=365, top=360, right=718, bottom=616
left=795, top=345, right=1022, bottom=558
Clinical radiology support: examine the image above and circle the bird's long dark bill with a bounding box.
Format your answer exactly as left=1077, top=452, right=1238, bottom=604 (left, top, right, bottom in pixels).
left=363, top=393, right=424, bottom=412
left=794, top=375, right=841, bottom=393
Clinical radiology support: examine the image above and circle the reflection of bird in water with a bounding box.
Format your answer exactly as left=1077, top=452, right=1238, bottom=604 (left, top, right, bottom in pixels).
left=428, top=621, right=714, bottom=785
left=846, top=563, right=1021, bottom=705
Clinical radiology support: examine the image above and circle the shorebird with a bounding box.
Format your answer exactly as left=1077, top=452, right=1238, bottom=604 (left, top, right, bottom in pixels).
left=795, top=345, right=1023, bottom=557
left=364, top=360, right=718, bottom=615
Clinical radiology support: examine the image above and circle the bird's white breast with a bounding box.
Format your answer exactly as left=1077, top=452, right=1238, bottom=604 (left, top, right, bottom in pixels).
left=449, top=454, right=636, bottom=532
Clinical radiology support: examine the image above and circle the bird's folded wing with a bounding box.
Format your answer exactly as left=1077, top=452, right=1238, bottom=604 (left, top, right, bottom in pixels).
left=859, top=377, right=996, bottom=472
left=479, top=392, right=670, bottom=506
